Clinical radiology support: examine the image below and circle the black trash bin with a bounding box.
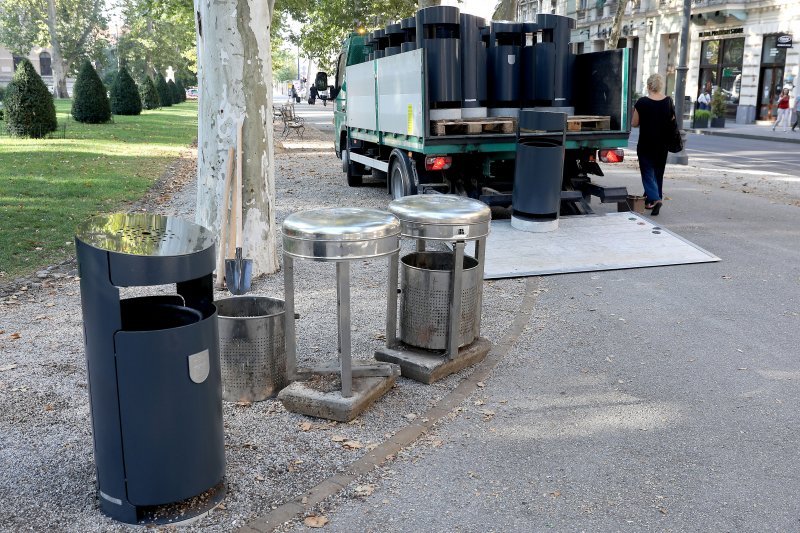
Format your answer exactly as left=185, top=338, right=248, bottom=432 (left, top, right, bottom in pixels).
left=512, top=110, right=567, bottom=232
left=75, top=213, right=225, bottom=525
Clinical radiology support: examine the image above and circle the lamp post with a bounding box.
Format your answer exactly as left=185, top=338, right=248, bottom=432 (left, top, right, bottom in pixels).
left=668, top=0, right=691, bottom=165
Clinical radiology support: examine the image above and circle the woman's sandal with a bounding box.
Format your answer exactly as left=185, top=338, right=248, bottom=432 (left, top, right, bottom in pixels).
left=650, top=201, right=663, bottom=216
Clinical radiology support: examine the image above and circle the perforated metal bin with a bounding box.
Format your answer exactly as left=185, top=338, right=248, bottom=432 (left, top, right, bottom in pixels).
left=216, top=296, right=286, bottom=402
left=399, top=252, right=479, bottom=350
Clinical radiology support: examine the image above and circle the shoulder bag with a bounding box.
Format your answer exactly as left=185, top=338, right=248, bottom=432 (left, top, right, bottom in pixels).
left=666, top=97, right=683, bottom=153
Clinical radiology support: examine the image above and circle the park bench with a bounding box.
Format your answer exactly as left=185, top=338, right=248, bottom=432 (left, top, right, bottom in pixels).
left=280, top=104, right=305, bottom=139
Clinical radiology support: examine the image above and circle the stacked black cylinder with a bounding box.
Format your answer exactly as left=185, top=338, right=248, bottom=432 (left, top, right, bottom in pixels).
left=373, top=29, right=387, bottom=59
left=416, top=6, right=462, bottom=115
left=385, top=23, right=404, bottom=57
left=488, top=21, right=523, bottom=116
left=366, top=32, right=375, bottom=61
left=534, top=14, right=576, bottom=108
left=460, top=14, right=488, bottom=118
left=400, top=17, right=417, bottom=52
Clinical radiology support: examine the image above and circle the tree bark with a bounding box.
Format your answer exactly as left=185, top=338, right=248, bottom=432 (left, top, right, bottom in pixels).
left=418, top=0, right=441, bottom=7
left=607, top=0, right=628, bottom=50
left=45, top=0, right=68, bottom=97
left=194, top=0, right=279, bottom=276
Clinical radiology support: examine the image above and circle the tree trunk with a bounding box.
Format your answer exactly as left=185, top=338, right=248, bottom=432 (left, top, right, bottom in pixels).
left=418, top=0, right=441, bottom=7
left=194, top=0, right=279, bottom=276
left=45, top=0, right=69, bottom=98
left=607, top=0, right=628, bottom=50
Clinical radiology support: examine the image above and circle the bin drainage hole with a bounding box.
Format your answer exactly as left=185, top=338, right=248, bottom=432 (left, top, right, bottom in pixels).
left=652, top=230, right=661, bottom=234
left=628, top=217, right=636, bottom=221
left=652, top=226, right=661, bottom=230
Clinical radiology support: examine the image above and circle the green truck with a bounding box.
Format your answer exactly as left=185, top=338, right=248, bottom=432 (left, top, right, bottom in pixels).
left=331, top=28, right=632, bottom=214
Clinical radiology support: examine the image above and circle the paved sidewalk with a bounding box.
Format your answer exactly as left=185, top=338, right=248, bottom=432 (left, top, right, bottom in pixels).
left=687, top=120, right=800, bottom=144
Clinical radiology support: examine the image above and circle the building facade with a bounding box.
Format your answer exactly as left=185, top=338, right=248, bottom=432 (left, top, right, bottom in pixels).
left=0, top=45, right=74, bottom=95
left=516, top=0, right=800, bottom=123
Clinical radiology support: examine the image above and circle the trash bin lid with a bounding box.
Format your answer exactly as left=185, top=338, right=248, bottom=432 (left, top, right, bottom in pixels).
left=75, top=213, right=215, bottom=256
left=388, top=195, right=491, bottom=241
left=282, top=208, right=400, bottom=261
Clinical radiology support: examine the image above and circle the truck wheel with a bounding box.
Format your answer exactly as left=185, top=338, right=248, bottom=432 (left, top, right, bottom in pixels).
left=389, top=150, right=417, bottom=200
left=343, top=149, right=363, bottom=187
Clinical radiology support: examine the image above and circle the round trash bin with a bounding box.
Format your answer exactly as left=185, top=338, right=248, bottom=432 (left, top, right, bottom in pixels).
left=216, top=296, right=286, bottom=402
left=400, top=251, right=479, bottom=351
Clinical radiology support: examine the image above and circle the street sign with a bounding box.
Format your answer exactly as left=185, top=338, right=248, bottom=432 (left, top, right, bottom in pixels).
left=776, top=34, right=792, bottom=48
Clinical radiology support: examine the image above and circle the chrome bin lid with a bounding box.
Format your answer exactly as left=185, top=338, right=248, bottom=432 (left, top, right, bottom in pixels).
left=388, top=195, right=491, bottom=241
left=282, top=208, right=400, bottom=261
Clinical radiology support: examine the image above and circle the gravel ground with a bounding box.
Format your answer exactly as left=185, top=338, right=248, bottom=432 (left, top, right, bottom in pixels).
left=0, top=124, right=525, bottom=531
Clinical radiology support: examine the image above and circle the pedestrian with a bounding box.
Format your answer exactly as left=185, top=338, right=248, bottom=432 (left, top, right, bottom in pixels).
left=697, top=89, right=710, bottom=111
left=631, top=73, right=674, bottom=216
left=792, top=92, right=800, bottom=132
left=772, top=88, right=791, bottom=132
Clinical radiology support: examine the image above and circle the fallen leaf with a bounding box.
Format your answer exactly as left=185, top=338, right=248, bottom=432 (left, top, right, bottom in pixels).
left=45, top=302, right=55, bottom=307
left=343, top=440, right=363, bottom=449
left=431, top=439, right=443, bottom=447
left=354, top=484, right=375, bottom=496
left=217, top=503, right=226, bottom=510
left=331, top=435, right=346, bottom=442
left=299, top=421, right=313, bottom=431
left=474, top=399, right=485, bottom=406
left=551, top=490, right=562, bottom=497
left=10, top=332, right=21, bottom=340
left=254, top=474, right=265, bottom=482
left=476, top=381, right=485, bottom=388
left=404, top=413, right=418, bottom=421
left=0, top=364, right=18, bottom=372
left=304, top=515, right=329, bottom=528
left=44, top=404, right=54, bottom=411
left=658, top=507, right=668, bottom=515
left=235, top=401, right=252, bottom=407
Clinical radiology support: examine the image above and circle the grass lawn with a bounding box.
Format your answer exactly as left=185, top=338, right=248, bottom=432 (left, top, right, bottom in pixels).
left=0, top=100, right=198, bottom=280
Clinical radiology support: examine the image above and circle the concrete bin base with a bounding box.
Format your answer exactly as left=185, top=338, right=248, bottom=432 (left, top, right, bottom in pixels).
left=375, top=337, right=491, bottom=384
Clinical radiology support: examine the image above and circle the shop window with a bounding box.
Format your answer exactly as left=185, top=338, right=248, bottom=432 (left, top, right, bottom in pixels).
left=697, top=38, right=743, bottom=117
left=700, top=40, right=719, bottom=66
left=761, top=35, right=787, bottom=65
left=39, top=52, right=52, bottom=76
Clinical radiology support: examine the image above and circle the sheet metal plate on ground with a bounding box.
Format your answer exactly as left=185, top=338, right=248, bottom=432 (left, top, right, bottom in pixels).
left=473, top=213, right=719, bottom=279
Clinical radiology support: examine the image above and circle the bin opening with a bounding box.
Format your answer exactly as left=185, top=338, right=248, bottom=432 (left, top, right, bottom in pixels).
left=216, top=296, right=285, bottom=319
left=402, top=251, right=479, bottom=271
left=119, top=296, right=203, bottom=331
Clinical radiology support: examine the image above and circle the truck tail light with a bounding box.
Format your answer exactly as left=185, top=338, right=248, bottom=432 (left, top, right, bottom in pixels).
left=425, top=156, right=452, bottom=171
left=599, top=149, right=624, bottom=163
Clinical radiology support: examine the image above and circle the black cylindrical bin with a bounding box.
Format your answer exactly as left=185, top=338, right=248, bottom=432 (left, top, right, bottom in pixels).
left=416, top=6, right=462, bottom=110
left=460, top=13, right=488, bottom=116
left=512, top=111, right=567, bottom=232
left=537, top=13, right=576, bottom=107
left=521, top=22, right=538, bottom=106
left=75, top=214, right=225, bottom=524
left=386, top=23, right=404, bottom=56
left=400, top=16, right=416, bottom=51
left=488, top=21, right=523, bottom=112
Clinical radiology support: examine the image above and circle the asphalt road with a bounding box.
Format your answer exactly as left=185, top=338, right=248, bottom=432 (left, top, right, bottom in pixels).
left=628, top=129, right=800, bottom=178
left=282, top=148, right=800, bottom=529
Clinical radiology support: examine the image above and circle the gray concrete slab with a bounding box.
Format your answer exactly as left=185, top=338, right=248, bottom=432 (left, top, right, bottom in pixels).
left=278, top=371, right=399, bottom=423
left=375, top=337, right=492, bottom=384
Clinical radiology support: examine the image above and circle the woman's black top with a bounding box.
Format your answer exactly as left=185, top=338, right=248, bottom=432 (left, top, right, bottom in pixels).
left=635, top=96, right=672, bottom=155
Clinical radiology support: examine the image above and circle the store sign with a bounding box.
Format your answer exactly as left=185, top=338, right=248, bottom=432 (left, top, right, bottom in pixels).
left=699, top=27, right=743, bottom=38
left=776, top=34, right=792, bottom=48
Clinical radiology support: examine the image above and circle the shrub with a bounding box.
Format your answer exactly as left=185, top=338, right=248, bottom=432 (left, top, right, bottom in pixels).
left=140, top=77, right=160, bottom=110
left=711, top=87, right=727, bottom=118
left=71, top=60, right=112, bottom=124
left=168, top=79, right=181, bottom=105
left=175, top=79, right=186, bottom=103
left=156, top=73, right=172, bottom=107
left=3, top=59, right=57, bottom=138
left=110, top=67, right=142, bottom=115
left=693, top=109, right=711, bottom=121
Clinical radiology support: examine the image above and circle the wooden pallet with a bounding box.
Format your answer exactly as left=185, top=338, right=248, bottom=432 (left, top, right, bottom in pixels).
left=432, top=117, right=516, bottom=136
left=567, top=115, right=611, bottom=131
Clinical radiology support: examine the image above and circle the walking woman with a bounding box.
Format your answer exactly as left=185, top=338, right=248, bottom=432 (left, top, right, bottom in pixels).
left=773, top=88, right=791, bottom=132
left=631, top=73, right=673, bottom=216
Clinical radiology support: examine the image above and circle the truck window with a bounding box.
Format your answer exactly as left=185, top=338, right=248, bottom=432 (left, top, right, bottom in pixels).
left=335, top=53, right=345, bottom=89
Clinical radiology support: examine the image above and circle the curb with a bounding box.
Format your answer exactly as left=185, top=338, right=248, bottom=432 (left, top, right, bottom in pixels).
left=688, top=128, right=800, bottom=145
left=238, top=277, right=541, bottom=533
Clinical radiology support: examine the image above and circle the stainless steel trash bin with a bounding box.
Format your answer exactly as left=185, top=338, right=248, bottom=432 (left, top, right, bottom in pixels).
left=400, top=251, right=479, bottom=350
left=216, top=296, right=286, bottom=402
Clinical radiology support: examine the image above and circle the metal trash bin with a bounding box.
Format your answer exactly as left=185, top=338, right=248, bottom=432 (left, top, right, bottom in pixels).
left=75, top=213, right=225, bottom=525
left=512, top=110, right=567, bottom=233
left=216, top=296, right=287, bottom=402
left=400, top=251, right=479, bottom=350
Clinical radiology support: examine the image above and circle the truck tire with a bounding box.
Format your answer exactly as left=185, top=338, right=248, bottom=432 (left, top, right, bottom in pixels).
left=343, top=148, right=363, bottom=187
left=389, top=150, right=417, bottom=200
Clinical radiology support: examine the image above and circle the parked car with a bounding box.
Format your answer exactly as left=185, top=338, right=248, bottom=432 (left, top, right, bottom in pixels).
left=185, top=87, right=199, bottom=100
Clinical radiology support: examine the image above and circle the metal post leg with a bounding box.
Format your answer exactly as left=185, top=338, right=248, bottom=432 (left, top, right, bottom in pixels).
left=386, top=251, right=398, bottom=348
left=474, top=237, right=486, bottom=339
left=447, top=241, right=465, bottom=359
left=336, top=261, right=352, bottom=398
left=283, top=254, right=297, bottom=381
left=416, top=239, right=426, bottom=252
